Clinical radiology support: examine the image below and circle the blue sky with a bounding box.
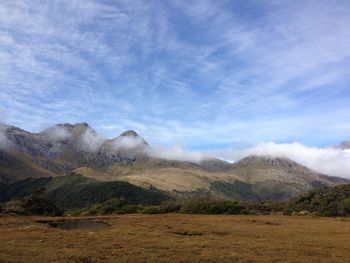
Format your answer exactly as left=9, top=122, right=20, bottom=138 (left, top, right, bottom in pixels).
left=0, top=0, right=350, bottom=149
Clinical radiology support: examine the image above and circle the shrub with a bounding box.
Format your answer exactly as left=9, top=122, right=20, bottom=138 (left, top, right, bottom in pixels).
left=142, top=206, right=166, bottom=214
left=180, top=200, right=244, bottom=215
left=341, top=197, right=350, bottom=215
left=159, top=200, right=181, bottom=213
left=282, top=208, right=293, bottom=216
left=2, top=199, right=25, bottom=215
left=22, top=188, right=63, bottom=216
left=72, top=198, right=140, bottom=216
left=318, top=210, right=336, bottom=217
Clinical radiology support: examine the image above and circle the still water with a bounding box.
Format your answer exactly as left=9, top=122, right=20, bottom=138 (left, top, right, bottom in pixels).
left=48, top=220, right=108, bottom=231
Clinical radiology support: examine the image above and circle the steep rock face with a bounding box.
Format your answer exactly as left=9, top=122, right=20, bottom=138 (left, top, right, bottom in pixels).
left=2, top=123, right=94, bottom=158
left=86, top=130, right=149, bottom=167
left=0, top=123, right=149, bottom=178
left=338, top=141, right=350, bottom=150
left=328, top=140, right=350, bottom=150
left=3, top=125, right=52, bottom=157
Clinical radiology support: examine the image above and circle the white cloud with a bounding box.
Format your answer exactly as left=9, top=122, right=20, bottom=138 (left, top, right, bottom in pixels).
left=0, top=110, right=10, bottom=149
left=42, top=125, right=71, bottom=142
left=148, top=145, right=210, bottom=163
left=110, top=136, right=147, bottom=150
left=0, top=0, right=349, bottom=160
left=216, top=142, right=350, bottom=179
left=80, top=129, right=104, bottom=152
left=0, top=127, right=10, bottom=150
left=148, top=141, right=350, bottom=179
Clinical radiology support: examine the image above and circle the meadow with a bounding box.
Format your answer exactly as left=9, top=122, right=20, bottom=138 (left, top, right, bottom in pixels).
left=0, top=214, right=349, bottom=262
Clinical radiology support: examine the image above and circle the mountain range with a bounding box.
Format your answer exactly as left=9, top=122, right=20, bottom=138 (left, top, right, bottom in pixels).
left=0, top=122, right=348, bottom=208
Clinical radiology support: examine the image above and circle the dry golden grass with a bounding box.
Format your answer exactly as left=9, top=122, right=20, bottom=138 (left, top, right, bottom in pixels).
left=0, top=214, right=349, bottom=262
left=76, top=164, right=241, bottom=192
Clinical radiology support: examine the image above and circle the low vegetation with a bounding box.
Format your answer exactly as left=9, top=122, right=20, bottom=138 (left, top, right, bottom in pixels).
left=66, top=198, right=140, bottom=216
left=1, top=182, right=349, bottom=217
left=285, top=184, right=350, bottom=216
left=0, top=187, right=62, bottom=216
left=1, top=174, right=171, bottom=209
left=0, top=214, right=349, bottom=262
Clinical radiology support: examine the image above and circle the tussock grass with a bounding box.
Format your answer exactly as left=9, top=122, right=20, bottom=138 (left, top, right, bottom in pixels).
left=0, top=214, right=349, bottom=262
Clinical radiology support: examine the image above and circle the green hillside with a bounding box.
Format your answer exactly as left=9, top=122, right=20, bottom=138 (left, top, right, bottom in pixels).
left=2, top=174, right=170, bottom=210
left=287, top=184, right=350, bottom=216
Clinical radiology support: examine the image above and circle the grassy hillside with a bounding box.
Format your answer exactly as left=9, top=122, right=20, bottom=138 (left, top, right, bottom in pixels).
left=2, top=174, right=170, bottom=210
left=209, top=180, right=259, bottom=200
left=0, top=151, right=56, bottom=184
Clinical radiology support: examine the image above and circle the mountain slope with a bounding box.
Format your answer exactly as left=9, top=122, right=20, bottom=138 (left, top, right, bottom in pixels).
left=0, top=123, right=348, bottom=202
left=2, top=174, right=170, bottom=209
left=0, top=123, right=149, bottom=180
left=229, top=156, right=348, bottom=200
left=0, top=150, right=57, bottom=184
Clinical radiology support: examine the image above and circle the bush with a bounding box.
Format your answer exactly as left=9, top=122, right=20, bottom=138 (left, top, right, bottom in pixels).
left=282, top=208, right=293, bottom=216
left=22, top=188, right=63, bottom=216
left=1, top=188, right=62, bottom=216
left=159, top=200, right=182, bottom=213
left=341, top=197, right=350, bottom=215
left=95, top=199, right=139, bottom=215
left=286, top=184, right=350, bottom=217
left=69, top=198, right=140, bottom=216
left=318, top=210, right=336, bottom=217
left=107, top=204, right=139, bottom=214
left=142, top=206, right=166, bottom=214
left=180, top=200, right=244, bottom=215
left=2, top=199, right=25, bottom=215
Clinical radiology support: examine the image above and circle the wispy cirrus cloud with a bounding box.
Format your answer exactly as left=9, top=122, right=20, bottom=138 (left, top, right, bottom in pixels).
left=0, top=0, right=349, bottom=150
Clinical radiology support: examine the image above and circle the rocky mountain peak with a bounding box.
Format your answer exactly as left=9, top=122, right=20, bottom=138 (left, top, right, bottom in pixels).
left=339, top=141, right=350, bottom=150
left=232, top=155, right=325, bottom=178
left=120, top=130, right=139, bottom=137
left=108, top=130, right=149, bottom=148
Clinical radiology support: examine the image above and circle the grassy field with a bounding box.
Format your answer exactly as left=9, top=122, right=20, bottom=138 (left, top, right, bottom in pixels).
left=0, top=214, right=349, bottom=262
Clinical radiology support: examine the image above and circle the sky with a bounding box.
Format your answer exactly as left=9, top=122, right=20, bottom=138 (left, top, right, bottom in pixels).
left=0, top=0, right=350, bottom=150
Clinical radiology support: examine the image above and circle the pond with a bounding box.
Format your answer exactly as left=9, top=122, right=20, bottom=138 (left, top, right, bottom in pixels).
left=47, top=220, right=109, bottom=231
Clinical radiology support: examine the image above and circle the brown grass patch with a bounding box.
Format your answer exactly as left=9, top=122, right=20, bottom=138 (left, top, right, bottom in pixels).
left=0, top=214, right=349, bottom=262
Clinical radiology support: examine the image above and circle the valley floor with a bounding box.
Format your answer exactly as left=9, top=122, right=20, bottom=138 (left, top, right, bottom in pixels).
left=0, top=214, right=349, bottom=262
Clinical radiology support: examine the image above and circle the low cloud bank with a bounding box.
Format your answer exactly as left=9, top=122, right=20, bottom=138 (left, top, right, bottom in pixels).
left=0, top=128, right=10, bottom=149
left=220, top=142, right=350, bottom=178
left=0, top=121, right=10, bottom=150
left=148, top=145, right=212, bottom=163
left=111, top=136, right=146, bottom=150
left=1, top=121, right=349, bottom=178
left=79, top=128, right=147, bottom=152
left=0, top=111, right=10, bottom=149
left=80, top=129, right=104, bottom=152
left=43, top=125, right=71, bottom=142
left=149, top=142, right=350, bottom=178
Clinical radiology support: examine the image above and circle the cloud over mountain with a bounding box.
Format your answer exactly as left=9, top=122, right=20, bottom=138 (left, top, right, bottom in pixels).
left=149, top=142, right=350, bottom=178
left=219, top=142, right=350, bottom=179
left=0, top=127, right=10, bottom=149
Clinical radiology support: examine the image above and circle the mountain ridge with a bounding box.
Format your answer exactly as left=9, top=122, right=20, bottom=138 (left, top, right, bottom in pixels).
left=0, top=123, right=348, bottom=201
